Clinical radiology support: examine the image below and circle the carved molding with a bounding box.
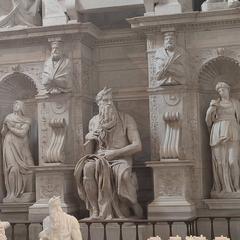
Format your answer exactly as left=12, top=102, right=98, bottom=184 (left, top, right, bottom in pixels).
left=0, top=63, right=43, bottom=95
left=150, top=95, right=160, bottom=160
left=128, top=8, right=240, bottom=32
left=163, top=94, right=181, bottom=106
left=39, top=176, right=62, bottom=199
left=46, top=118, right=67, bottom=164
left=161, top=112, right=181, bottom=160
left=199, top=55, right=240, bottom=90
left=39, top=102, right=50, bottom=164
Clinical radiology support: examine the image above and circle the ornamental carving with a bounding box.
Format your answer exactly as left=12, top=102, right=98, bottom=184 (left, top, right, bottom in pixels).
left=161, top=112, right=181, bottom=160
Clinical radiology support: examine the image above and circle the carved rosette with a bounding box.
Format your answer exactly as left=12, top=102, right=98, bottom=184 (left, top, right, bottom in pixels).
left=45, top=118, right=67, bottom=164
left=161, top=112, right=181, bottom=160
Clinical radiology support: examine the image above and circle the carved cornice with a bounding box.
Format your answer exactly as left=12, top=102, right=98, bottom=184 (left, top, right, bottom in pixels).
left=0, top=22, right=100, bottom=46
left=128, top=8, right=240, bottom=32
left=97, top=29, right=145, bottom=46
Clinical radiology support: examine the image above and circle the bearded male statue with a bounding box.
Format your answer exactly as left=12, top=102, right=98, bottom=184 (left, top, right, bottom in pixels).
left=154, top=31, right=185, bottom=87
left=39, top=196, right=82, bottom=240
left=42, top=40, right=72, bottom=95
left=74, top=87, right=143, bottom=220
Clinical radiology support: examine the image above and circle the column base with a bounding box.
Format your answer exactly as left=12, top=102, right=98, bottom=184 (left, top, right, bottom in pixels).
left=28, top=165, right=79, bottom=221
left=43, top=15, right=68, bottom=26
left=204, top=198, right=240, bottom=210
left=148, top=197, right=196, bottom=220
left=155, top=1, right=182, bottom=15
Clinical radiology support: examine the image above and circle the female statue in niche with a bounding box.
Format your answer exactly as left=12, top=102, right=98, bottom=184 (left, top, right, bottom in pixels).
left=206, top=81, right=240, bottom=197
left=1, top=100, right=35, bottom=203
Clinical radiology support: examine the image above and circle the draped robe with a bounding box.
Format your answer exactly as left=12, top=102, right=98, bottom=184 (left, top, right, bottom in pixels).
left=2, top=113, right=34, bottom=200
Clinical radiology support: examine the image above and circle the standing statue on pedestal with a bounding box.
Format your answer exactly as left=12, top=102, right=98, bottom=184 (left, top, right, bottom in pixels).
left=74, top=87, right=143, bottom=219
left=39, top=196, right=82, bottom=240
left=0, top=0, right=41, bottom=28
left=154, top=31, right=184, bottom=87
left=206, top=82, right=240, bottom=197
left=42, top=40, right=72, bottom=95
left=1, top=100, right=35, bottom=203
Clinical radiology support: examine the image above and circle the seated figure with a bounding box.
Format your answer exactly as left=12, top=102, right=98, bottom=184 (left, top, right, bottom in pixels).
left=74, top=87, right=143, bottom=219
left=0, top=0, right=41, bottom=28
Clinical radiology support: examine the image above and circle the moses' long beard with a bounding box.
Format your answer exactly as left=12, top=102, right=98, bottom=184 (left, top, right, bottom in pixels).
left=99, top=104, right=118, bottom=131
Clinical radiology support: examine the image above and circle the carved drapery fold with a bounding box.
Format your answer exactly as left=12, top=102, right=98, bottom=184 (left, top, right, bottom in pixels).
left=46, top=118, right=66, bottom=164
left=161, top=112, right=181, bottom=160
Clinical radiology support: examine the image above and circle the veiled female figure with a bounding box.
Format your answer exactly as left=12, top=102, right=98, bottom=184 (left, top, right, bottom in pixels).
left=1, top=100, right=35, bottom=203
left=0, top=0, right=41, bottom=28
left=206, top=82, right=240, bottom=196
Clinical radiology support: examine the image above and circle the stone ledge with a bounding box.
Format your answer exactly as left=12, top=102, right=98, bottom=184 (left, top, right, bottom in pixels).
left=204, top=199, right=240, bottom=210
left=128, top=8, right=240, bottom=31
left=0, top=203, right=32, bottom=213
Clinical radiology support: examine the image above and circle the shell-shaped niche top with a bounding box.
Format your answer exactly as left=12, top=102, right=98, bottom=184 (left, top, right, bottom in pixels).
left=0, top=72, right=37, bottom=112
left=199, top=56, right=240, bottom=91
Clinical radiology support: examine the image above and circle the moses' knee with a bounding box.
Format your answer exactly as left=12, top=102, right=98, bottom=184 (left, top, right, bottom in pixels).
left=83, top=162, right=96, bottom=178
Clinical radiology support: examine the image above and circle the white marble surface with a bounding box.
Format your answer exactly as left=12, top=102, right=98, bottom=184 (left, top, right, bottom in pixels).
left=39, top=196, right=82, bottom=240
left=0, top=220, right=10, bottom=240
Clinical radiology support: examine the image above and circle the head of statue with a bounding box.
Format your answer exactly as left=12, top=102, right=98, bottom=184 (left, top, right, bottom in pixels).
left=96, top=87, right=113, bottom=108
left=51, top=40, right=64, bottom=61
left=13, top=100, right=24, bottom=115
left=163, top=32, right=176, bottom=51
left=48, top=196, right=62, bottom=215
left=216, top=81, right=230, bottom=100
left=96, top=87, right=118, bottom=128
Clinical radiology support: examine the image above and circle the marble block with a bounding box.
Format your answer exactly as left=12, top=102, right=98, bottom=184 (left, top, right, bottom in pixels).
left=155, top=1, right=182, bottom=15
left=144, top=0, right=186, bottom=16
left=204, top=198, right=240, bottom=210
left=201, top=2, right=228, bottom=11
left=147, top=161, right=196, bottom=220
left=214, top=236, right=230, bottom=240
left=29, top=165, right=78, bottom=221
left=42, top=0, right=68, bottom=26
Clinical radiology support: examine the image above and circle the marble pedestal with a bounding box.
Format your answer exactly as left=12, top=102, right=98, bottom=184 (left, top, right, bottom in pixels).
left=204, top=199, right=240, bottom=210
left=147, top=161, right=196, bottom=220
left=42, top=0, right=68, bottom=26
left=29, top=165, right=78, bottom=221
left=145, top=0, right=182, bottom=16
left=201, top=2, right=228, bottom=11
left=155, top=1, right=182, bottom=15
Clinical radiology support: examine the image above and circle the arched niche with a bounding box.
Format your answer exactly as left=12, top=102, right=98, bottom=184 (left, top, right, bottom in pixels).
left=199, top=56, right=240, bottom=91
left=0, top=72, right=38, bottom=201
left=198, top=56, right=240, bottom=199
